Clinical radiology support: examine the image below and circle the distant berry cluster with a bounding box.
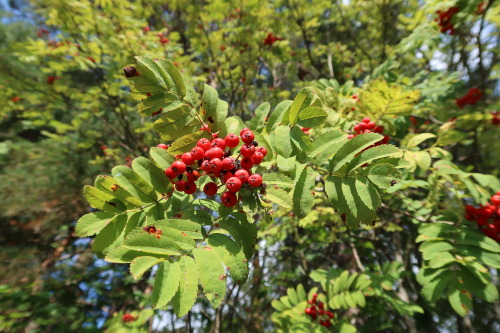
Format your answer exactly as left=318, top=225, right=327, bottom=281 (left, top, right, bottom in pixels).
left=491, top=111, right=500, bottom=125
left=435, top=7, right=459, bottom=35
left=348, top=117, right=389, bottom=145
left=159, top=129, right=267, bottom=207
left=121, top=313, right=136, bottom=323
left=456, top=88, right=483, bottom=109
left=305, top=294, right=334, bottom=327
left=465, top=191, right=500, bottom=242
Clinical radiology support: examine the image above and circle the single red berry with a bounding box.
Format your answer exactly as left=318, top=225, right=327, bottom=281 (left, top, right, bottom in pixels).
left=252, top=151, right=264, bottom=164
left=211, top=138, right=226, bottom=150
left=491, top=195, right=500, bottom=207
left=305, top=307, right=313, bottom=315
left=353, top=124, right=362, bottom=133
left=203, top=182, right=218, bottom=196
left=184, top=181, right=197, bottom=194
left=240, top=157, right=254, bottom=170
left=365, top=121, right=376, bottom=130
left=225, top=133, right=240, bottom=148
left=165, top=167, right=177, bottom=179
left=191, top=147, right=205, bottom=160
left=374, top=126, right=384, bottom=133
left=171, top=161, right=186, bottom=174
left=156, top=143, right=169, bottom=150
left=222, top=171, right=234, bottom=183
left=248, top=174, right=263, bottom=187
left=181, top=152, right=196, bottom=165
left=221, top=191, right=238, bottom=207
left=200, top=123, right=210, bottom=132
left=176, top=180, right=186, bottom=191
left=318, top=302, right=324, bottom=310
left=201, top=160, right=211, bottom=172
left=362, top=117, right=371, bottom=123
left=209, top=158, right=223, bottom=173
left=186, top=170, right=200, bottom=181
left=222, top=157, right=236, bottom=170
left=205, top=147, right=224, bottom=160
left=240, top=144, right=256, bottom=158
left=241, top=130, right=255, bottom=144
left=347, top=134, right=355, bottom=139
left=255, top=146, right=267, bottom=157
left=239, top=128, right=251, bottom=136
left=197, top=138, right=211, bottom=151
left=234, top=169, right=249, bottom=183
left=226, top=176, right=242, bottom=192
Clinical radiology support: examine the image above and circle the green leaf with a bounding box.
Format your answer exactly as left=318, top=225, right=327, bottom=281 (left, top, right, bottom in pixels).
left=276, top=155, right=296, bottom=174
left=172, top=256, right=199, bottom=317
left=132, top=157, right=171, bottom=194
left=289, top=87, right=315, bottom=125
left=112, top=165, right=157, bottom=203
left=262, top=173, right=295, bottom=190
left=358, top=79, right=420, bottom=115
left=264, top=187, right=293, bottom=208
left=275, top=125, right=292, bottom=157
left=207, top=233, right=249, bottom=283
left=458, top=267, right=498, bottom=303
left=153, top=105, right=197, bottom=141
left=92, top=213, right=129, bottom=256
left=123, top=229, right=183, bottom=255
left=429, top=251, right=456, bottom=269
left=130, top=256, right=164, bottom=280
left=292, top=166, right=316, bottom=218
left=137, top=95, right=183, bottom=117
left=94, top=175, right=143, bottom=208
left=406, top=133, right=436, bottom=149
left=266, top=100, right=292, bottom=132
left=152, top=261, right=181, bottom=308
left=309, top=130, right=348, bottom=164
left=345, top=144, right=400, bottom=174
left=287, top=287, right=299, bottom=305
left=75, top=211, right=115, bottom=237
left=448, top=282, right=472, bottom=316
left=367, top=163, right=402, bottom=188
left=297, top=106, right=327, bottom=127
left=193, top=247, right=227, bottom=308
left=329, top=133, right=383, bottom=172
left=169, top=131, right=211, bottom=155
left=218, top=214, right=257, bottom=260
left=220, top=116, right=246, bottom=138
left=420, top=241, right=454, bottom=261
left=250, top=102, right=270, bottom=132
left=290, top=126, right=313, bottom=155
left=83, top=185, right=126, bottom=213
left=456, top=231, right=500, bottom=253
left=156, top=58, right=186, bottom=97
left=149, top=147, right=175, bottom=170
left=201, top=84, right=227, bottom=131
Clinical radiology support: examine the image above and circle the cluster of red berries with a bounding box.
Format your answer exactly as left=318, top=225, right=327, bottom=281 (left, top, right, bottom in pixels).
left=435, top=7, right=459, bottom=35
left=263, top=33, right=282, bottom=46
left=156, top=32, right=169, bottom=45
left=160, top=129, right=267, bottom=207
left=305, top=294, right=334, bottom=327
left=491, top=111, right=500, bottom=125
left=121, top=313, right=136, bottom=323
left=348, top=117, right=389, bottom=145
left=47, top=75, right=60, bottom=85
left=456, top=88, right=483, bottom=109
left=465, top=191, right=500, bottom=242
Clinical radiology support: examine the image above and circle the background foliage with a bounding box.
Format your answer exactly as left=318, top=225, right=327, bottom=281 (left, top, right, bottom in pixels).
left=1, top=0, right=499, bottom=332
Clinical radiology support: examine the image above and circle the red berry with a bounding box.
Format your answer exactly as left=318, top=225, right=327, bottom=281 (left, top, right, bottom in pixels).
left=240, top=157, right=254, bottom=170
left=171, top=161, right=186, bottom=174
left=201, top=160, right=211, bottom=172
left=491, top=195, right=500, bottom=206
left=318, top=302, right=324, bottom=310
left=181, top=152, right=196, bottom=165
left=374, top=126, right=384, bottom=133
left=156, top=143, right=169, bottom=150
left=248, top=174, right=262, bottom=187
left=353, top=124, right=362, bottom=133
left=305, top=307, right=313, bottom=315
left=209, top=158, right=223, bottom=173
left=255, top=146, right=268, bottom=157
left=222, top=157, right=236, bottom=170
left=239, top=128, right=251, bottom=136
left=222, top=171, right=234, bottom=183
left=241, top=130, right=255, bottom=144
left=165, top=167, right=177, bottom=179
left=362, top=117, right=371, bottom=123
left=191, top=147, right=205, bottom=160
left=200, top=123, right=210, bottom=132
left=186, top=170, right=200, bottom=181
left=205, top=147, right=224, bottom=160
left=184, top=181, right=197, bottom=194
left=225, top=133, right=240, bottom=148
left=221, top=191, right=238, bottom=207
left=312, top=293, right=318, bottom=298
left=203, top=182, right=218, bottom=196
left=234, top=169, right=249, bottom=183
left=325, top=311, right=334, bottom=319
left=347, top=134, right=355, bottom=139
left=197, top=138, right=211, bottom=151
left=240, top=144, right=255, bottom=158
left=211, top=138, right=227, bottom=150
left=365, top=121, right=376, bottom=130
left=226, top=176, right=242, bottom=192
left=176, top=180, right=186, bottom=191
left=252, top=151, right=264, bottom=164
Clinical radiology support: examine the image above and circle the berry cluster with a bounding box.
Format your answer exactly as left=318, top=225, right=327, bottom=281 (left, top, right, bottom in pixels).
left=435, top=7, right=459, bottom=35
left=348, top=117, right=389, bottom=145
left=305, top=294, right=334, bottom=327
left=456, top=88, right=483, bottom=109
left=161, top=129, right=267, bottom=207
left=491, top=111, right=500, bottom=125
left=465, top=191, right=500, bottom=242
left=121, top=313, right=136, bottom=323
left=263, top=33, right=282, bottom=46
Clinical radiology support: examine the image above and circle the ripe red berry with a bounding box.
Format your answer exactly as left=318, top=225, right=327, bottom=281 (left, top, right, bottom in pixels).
left=240, top=157, right=254, bottom=170
left=365, top=121, right=376, bottom=130
left=203, top=182, right=218, bottom=196
left=211, top=138, right=226, bottom=150
left=325, top=311, right=334, bottom=319
left=201, top=160, right=211, bottom=172
left=248, top=174, right=263, bottom=187
left=186, top=170, right=200, bottom=181
left=240, top=144, right=256, bottom=158
left=200, top=123, right=210, bottom=132
left=156, top=143, right=169, bottom=150
left=222, top=171, right=234, bottom=183
left=362, top=117, right=371, bottom=123
left=241, top=130, right=255, bottom=144
left=205, top=147, right=224, bottom=160
left=225, top=133, right=240, bottom=148
left=190, top=147, right=205, bottom=160
left=305, top=307, right=313, bottom=315
left=184, top=181, right=197, bottom=194
left=491, top=195, right=500, bottom=207
left=221, top=191, right=238, bottom=207
left=171, top=161, right=186, bottom=174
left=181, top=152, right=196, bottom=165
left=255, top=146, right=268, bottom=157
left=209, top=158, right=223, bottom=173
left=239, top=128, right=251, bottom=136
left=176, top=180, right=186, bottom=191
left=222, top=157, right=236, bottom=170
left=226, top=177, right=242, bottom=192
left=197, top=138, right=211, bottom=151
left=353, top=124, right=362, bottom=133
left=234, top=169, right=249, bottom=183
left=374, top=126, right=384, bottom=133
left=165, top=167, right=177, bottom=179
left=252, top=151, right=264, bottom=164
left=347, top=134, right=355, bottom=139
